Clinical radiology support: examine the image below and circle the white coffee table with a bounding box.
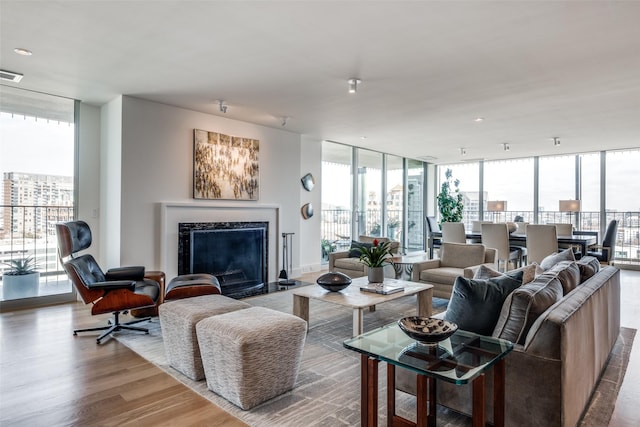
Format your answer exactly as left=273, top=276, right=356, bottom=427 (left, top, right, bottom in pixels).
left=292, top=277, right=433, bottom=337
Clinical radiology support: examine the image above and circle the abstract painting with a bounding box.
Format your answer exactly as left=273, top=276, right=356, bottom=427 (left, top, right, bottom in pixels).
left=193, top=129, right=259, bottom=200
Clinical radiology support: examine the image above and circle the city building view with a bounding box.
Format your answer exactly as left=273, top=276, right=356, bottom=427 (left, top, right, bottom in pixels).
left=0, top=103, right=75, bottom=301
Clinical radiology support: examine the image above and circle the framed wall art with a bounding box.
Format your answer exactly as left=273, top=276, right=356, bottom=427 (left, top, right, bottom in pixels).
left=193, top=129, right=259, bottom=200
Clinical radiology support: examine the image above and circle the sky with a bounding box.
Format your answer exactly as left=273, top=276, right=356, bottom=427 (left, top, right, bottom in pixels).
left=322, top=149, right=640, bottom=213
left=0, top=113, right=74, bottom=178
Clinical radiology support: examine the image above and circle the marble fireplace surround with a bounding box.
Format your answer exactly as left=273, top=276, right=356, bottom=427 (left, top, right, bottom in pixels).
left=160, top=202, right=280, bottom=283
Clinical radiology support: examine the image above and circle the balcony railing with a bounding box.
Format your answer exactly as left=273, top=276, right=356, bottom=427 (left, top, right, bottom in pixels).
left=322, top=208, right=640, bottom=264
left=1, top=205, right=74, bottom=300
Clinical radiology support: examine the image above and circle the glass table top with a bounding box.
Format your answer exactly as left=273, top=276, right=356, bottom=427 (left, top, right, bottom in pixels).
left=344, top=322, right=513, bottom=385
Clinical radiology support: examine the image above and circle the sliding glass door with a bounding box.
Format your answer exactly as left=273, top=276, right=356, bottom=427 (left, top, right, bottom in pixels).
left=0, top=86, right=76, bottom=307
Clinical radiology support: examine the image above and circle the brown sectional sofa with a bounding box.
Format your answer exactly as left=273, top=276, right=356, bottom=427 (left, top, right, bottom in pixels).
left=397, top=256, right=621, bottom=427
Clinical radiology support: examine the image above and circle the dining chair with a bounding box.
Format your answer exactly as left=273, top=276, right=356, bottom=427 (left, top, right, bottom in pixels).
left=514, top=222, right=529, bottom=234
left=441, top=222, right=466, bottom=244
left=471, top=220, right=493, bottom=233
left=587, top=219, right=619, bottom=265
left=481, top=223, right=521, bottom=270
left=526, top=224, right=558, bottom=265
left=550, top=223, right=573, bottom=237
left=425, top=216, right=442, bottom=257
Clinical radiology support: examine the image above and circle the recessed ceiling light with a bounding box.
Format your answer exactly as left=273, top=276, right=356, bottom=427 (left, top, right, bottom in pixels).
left=474, top=117, right=484, bottom=122
left=348, top=78, right=361, bottom=94
left=14, top=48, right=32, bottom=56
left=360, top=136, right=367, bottom=140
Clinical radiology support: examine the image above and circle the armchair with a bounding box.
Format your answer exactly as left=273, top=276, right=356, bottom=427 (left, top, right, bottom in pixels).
left=411, top=242, right=497, bottom=299
left=56, top=220, right=161, bottom=344
left=328, top=235, right=399, bottom=279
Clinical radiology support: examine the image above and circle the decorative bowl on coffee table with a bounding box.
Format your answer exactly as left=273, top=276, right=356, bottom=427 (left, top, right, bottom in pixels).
left=316, top=271, right=352, bottom=292
left=398, top=317, right=458, bottom=344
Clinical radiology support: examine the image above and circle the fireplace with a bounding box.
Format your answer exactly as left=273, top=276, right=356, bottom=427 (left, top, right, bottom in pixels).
left=178, top=222, right=268, bottom=299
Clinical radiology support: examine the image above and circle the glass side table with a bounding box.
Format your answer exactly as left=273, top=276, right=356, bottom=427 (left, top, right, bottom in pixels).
left=344, top=322, right=514, bottom=427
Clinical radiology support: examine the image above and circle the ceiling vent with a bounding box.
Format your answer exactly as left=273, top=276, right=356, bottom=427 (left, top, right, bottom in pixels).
left=0, top=70, right=24, bottom=82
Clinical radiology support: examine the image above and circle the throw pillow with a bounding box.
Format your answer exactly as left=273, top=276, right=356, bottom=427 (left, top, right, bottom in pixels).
left=444, top=271, right=524, bottom=336
left=492, top=274, right=563, bottom=344
left=545, top=261, right=581, bottom=295
left=576, top=256, right=600, bottom=282
left=348, top=241, right=372, bottom=258
left=474, top=263, right=537, bottom=285
left=540, top=248, right=576, bottom=270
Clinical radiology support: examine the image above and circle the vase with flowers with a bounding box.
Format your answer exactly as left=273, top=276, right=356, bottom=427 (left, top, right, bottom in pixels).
left=354, top=239, right=392, bottom=283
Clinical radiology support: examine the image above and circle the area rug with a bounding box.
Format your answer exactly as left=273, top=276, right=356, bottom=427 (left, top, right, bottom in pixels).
left=115, top=289, right=635, bottom=427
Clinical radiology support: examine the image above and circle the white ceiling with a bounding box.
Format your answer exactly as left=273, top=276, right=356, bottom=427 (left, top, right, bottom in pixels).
left=1, top=1, right=639, bottom=164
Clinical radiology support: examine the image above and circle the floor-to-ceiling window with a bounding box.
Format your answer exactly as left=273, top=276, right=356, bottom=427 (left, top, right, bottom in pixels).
left=355, top=149, right=383, bottom=237
left=386, top=155, right=404, bottom=243
left=436, top=148, right=640, bottom=264
left=484, top=158, right=534, bottom=223
left=606, top=149, right=640, bottom=262
left=539, top=155, right=577, bottom=225
left=321, top=142, right=428, bottom=259
left=0, top=86, right=76, bottom=306
left=437, top=163, right=479, bottom=230
left=406, top=159, right=424, bottom=252
left=321, top=142, right=353, bottom=259
left=579, top=152, right=601, bottom=231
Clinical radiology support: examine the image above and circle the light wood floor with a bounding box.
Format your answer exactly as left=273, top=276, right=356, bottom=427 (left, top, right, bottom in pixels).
left=1, top=270, right=639, bottom=426
left=0, top=302, right=248, bottom=426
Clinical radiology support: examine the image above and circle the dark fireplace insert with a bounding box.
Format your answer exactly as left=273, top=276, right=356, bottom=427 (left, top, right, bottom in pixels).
left=178, top=222, right=268, bottom=299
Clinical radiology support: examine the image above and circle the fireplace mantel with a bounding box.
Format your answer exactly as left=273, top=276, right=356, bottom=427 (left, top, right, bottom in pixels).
left=159, top=202, right=280, bottom=282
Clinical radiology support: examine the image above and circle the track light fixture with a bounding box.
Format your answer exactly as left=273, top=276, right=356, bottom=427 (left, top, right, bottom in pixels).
left=281, top=116, right=288, bottom=127
left=348, top=78, right=361, bottom=94
left=502, top=143, right=510, bottom=151
left=553, top=137, right=561, bottom=146
left=460, top=147, right=467, bottom=155
left=218, top=100, right=228, bottom=113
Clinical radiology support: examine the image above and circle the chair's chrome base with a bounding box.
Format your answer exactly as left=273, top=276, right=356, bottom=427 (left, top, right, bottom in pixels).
left=73, top=311, right=151, bottom=344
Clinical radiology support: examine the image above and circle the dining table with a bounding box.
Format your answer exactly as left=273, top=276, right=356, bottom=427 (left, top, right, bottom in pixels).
left=428, top=230, right=597, bottom=259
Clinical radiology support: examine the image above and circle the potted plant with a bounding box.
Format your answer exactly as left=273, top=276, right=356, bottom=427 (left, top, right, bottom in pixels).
left=321, top=238, right=337, bottom=262
left=2, top=256, right=40, bottom=300
left=437, top=168, right=464, bottom=223
left=387, top=218, right=400, bottom=239
left=354, top=239, right=392, bottom=283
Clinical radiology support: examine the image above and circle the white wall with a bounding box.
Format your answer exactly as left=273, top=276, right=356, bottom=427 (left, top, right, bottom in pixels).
left=116, top=96, right=312, bottom=282
left=299, top=136, right=322, bottom=272
left=100, top=96, right=123, bottom=268
left=77, top=103, right=101, bottom=261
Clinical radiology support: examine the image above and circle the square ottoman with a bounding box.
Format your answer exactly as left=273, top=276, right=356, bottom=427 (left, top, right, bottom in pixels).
left=159, top=294, right=251, bottom=380
left=196, top=306, right=307, bottom=410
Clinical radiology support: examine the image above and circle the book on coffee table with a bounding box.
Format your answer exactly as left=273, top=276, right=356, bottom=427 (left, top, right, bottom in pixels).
left=359, top=281, right=405, bottom=295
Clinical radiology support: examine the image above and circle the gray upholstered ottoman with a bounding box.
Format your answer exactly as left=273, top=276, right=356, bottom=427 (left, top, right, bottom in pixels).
left=159, top=294, right=250, bottom=380
left=196, top=306, right=307, bottom=410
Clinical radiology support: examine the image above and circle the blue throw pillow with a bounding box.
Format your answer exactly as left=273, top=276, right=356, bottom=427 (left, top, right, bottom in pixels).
left=348, top=241, right=372, bottom=258
left=444, top=270, right=524, bottom=336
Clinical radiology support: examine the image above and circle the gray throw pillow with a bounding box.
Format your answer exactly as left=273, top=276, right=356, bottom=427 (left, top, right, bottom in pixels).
left=576, top=256, right=600, bottom=282
left=540, top=248, right=576, bottom=270
left=348, top=241, right=372, bottom=258
left=492, top=274, right=564, bottom=344
left=546, top=261, right=581, bottom=295
left=474, top=263, right=538, bottom=285
left=444, top=270, right=524, bottom=336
